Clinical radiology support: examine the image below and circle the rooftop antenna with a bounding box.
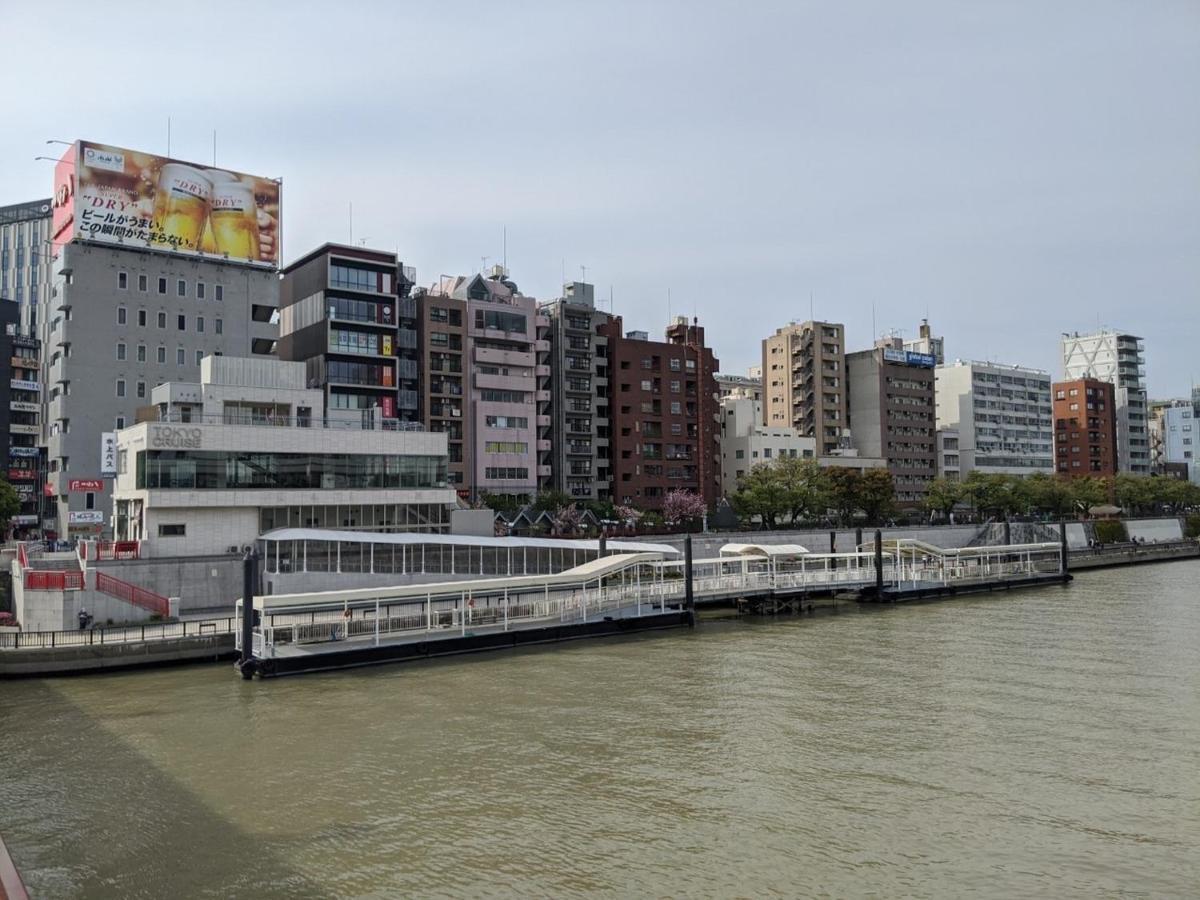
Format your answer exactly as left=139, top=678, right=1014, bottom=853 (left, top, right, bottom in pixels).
left=667, top=287, right=672, bottom=325
left=561, top=258, right=565, bottom=288
left=502, top=226, right=507, bottom=273
left=872, top=302, right=877, bottom=341
left=809, top=291, right=814, bottom=322
left=212, top=129, right=217, bottom=166
left=609, top=285, right=614, bottom=313
left=349, top=202, right=353, bottom=245
left=167, top=117, right=171, bottom=156
left=481, top=256, right=490, bottom=274
left=580, top=264, right=588, bottom=284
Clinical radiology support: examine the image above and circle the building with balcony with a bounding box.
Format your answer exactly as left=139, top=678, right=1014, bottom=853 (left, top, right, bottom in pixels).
left=600, top=315, right=720, bottom=512
left=0, top=198, right=52, bottom=336
left=39, top=236, right=279, bottom=539
left=1159, top=401, right=1198, bottom=483
left=418, top=267, right=540, bottom=501
left=1061, top=330, right=1149, bottom=474
left=3, top=298, right=44, bottom=534
left=935, top=360, right=1054, bottom=478
left=111, top=356, right=455, bottom=556
left=1052, top=378, right=1117, bottom=478
left=936, top=428, right=961, bottom=481
left=538, top=281, right=610, bottom=501
left=762, top=320, right=846, bottom=455
left=716, top=370, right=763, bottom=401
left=718, top=392, right=816, bottom=499
left=846, top=338, right=937, bottom=506
left=279, top=244, right=419, bottom=426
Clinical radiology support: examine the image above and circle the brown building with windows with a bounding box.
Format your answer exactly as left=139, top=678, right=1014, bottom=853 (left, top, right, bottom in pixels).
left=415, top=290, right=467, bottom=492
left=599, top=315, right=720, bottom=512
left=1053, top=378, right=1117, bottom=477
left=762, top=321, right=847, bottom=455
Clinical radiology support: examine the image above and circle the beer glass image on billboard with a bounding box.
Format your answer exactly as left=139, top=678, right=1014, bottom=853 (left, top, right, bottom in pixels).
left=151, top=164, right=213, bottom=251
left=209, top=180, right=261, bottom=259
left=200, top=170, right=238, bottom=254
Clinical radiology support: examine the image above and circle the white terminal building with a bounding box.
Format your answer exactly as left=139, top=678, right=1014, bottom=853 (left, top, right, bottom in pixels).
left=935, top=360, right=1054, bottom=477
left=112, top=356, right=457, bottom=556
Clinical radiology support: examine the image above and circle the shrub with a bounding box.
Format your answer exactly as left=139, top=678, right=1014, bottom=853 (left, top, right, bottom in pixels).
left=1093, top=520, right=1128, bottom=544
left=1185, top=514, right=1200, bottom=539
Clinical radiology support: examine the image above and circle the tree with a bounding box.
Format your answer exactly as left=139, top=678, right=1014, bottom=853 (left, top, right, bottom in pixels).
left=924, top=477, right=961, bottom=519
left=614, top=504, right=643, bottom=529
left=478, top=491, right=522, bottom=517
left=857, top=469, right=896, bottom=525
left=0, top=480, right=19, bottom=534
left=530, top=490, right=572, bottom=514
left=774, top=456, right=828, bottom=525
left=550, top=503, right=584, bottom=535
left=1067, top=477, right=1108, bottom=515
left=1025, top=473, right=1072, bottom=518
left=663, top=489, right=707, bottom=525
left=730, top=464, right=786, bottom=529
left=825, top=466, right=862, bottom=526
left=1114, top=473, right=1154, bottom=515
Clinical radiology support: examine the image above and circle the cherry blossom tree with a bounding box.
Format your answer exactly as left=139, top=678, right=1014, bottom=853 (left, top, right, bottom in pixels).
left=663, top=489, right=707, bottom=525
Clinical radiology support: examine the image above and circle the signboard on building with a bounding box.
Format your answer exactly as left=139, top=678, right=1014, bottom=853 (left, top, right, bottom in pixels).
left=148, top=425, right=202, bottom=449
left=12, top=515, right=38, bottom=525
left=100, top=432, right=117, bottom=475
left=68, top=511, right=105, bottom=525
left=882, top=348, right=907, bottom=364
left=8, top=447, right=39, bottom=458
left=9, top=401, right=38, bottom=413
left=69, top=479, right=104, bottom=492
left=53, top=140, right=280, bottom=268
left=10, top=379, right=39, bottom=391
left=905, top=351, right=937, bottom=368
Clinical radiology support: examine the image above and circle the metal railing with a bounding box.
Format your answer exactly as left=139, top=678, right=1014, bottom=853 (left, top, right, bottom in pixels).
left=23, top=570, right=85, bottom=591
left=0, top=618, right=236, bottom=650
left=94, top=572, right=171, bottom=617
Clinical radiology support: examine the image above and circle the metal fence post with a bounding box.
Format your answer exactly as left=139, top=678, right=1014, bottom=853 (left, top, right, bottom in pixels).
left=874, top=530, right=884, bottom=598
left=237, top=548, right=258, bottom=679
left=684, top=534, right=696, bottom=626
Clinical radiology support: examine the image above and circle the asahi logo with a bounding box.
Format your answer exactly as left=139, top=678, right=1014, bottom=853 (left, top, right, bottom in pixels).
left=54, top=175, right=74, bottom=208
left=150, top=426, right=202, bottom=449
left=83, top=145, right=125, bottom=173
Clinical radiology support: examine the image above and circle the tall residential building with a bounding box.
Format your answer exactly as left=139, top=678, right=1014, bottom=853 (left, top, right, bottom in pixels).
left=718, top=392, right=815, bottom=499
left=935, top=360, right=1054, bottom=477
left=845, top=339, right=936, bottom=505
left=600, top=315, right=720, bottom=512
left=3, top=299, right=43, bottom=534
left=1052, top=378, right=1118, bottom=478
left=0, top=199, right=52, bottom=336
left=903, top=318, right=944, bottom=365
left=1160, top=402, right=1197, bottom=483
left=1061, top=331, right=1149, bottom=474
left=762, top=320, right=846, bottom=455
left=278, top=244, right=420, bottom=425
left=419, top=267, right=540, bottom=501
left=538, top=281, right=611, bottom=501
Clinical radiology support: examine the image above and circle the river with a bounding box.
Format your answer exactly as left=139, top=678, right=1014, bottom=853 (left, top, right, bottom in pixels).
left=2, top=561, right=1198, bottom=898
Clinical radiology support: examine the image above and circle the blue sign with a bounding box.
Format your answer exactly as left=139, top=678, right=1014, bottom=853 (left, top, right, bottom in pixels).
left=905, top=351, right=937, bottom=368
left=9, top=446, right=39, bottom=458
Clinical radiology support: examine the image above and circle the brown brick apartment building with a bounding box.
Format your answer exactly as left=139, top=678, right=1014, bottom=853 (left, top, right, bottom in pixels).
left=1053, top=378, right=1117, bottom=477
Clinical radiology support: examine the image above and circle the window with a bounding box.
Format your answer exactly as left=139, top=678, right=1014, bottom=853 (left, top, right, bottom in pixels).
left=177, top=348, right=185, bottom=365
left=157, top=346, right=166, bottom=364
left=474, top=309, right=527, bottom=333
left=484, top=467, right=529, bottom=480
left=158, top=311, right=167, bottom=328
left=177, top=279, right=187, bottom=297
left=118, top=271, right=128, bottom=289
left=196, top=350, right=203, bottom=365
left=197, top=282, right=206, bottom=300
left=330, top=264, right=381, bottom=292
left=158, top=524, right=187, bottom=537
left=196, top=316, right=205, bottom=333
left=117, top=306, right=127, bottom=325
left=138, top=309, right=147, bottom=327
left=138, top=274, right=148, bottom=292
left=641, top=380, right=652, bottom=391
left=484, top=441, right=529, bottom=453
left=178, top=315, right=186, bottom=331
left=158, top=277, right=167, bottom=295
left=136, top=381, right=146, bottom=399
left=670, top=402, right=682, bottom=415
left=214, top=318, right=223, bottom=335
left=215, top=284, right=223, bottom=301
left=137, top=345, right=146, bottom=363
left=116, top=379, right=126, bottom=398
left=485, top=415, right=529, bottom=429
left=115, top=416, right=126, bottom=430
left=116, top=342, right=127, bottom=361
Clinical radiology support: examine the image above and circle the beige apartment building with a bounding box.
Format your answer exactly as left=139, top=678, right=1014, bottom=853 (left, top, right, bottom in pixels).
left=761, top=321, right=846, bottom=455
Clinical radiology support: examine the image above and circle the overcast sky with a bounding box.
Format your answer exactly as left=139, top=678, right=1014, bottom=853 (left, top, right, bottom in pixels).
left=4, top=0, right=1197, bottom=396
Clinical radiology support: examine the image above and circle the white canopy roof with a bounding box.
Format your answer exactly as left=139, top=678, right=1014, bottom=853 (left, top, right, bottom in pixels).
left=258, top=528, right=679, bottom=556
left=719, top=543, right=811, bottom=558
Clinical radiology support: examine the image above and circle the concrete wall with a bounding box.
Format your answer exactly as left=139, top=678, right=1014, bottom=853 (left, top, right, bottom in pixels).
left=1126, top=518, right=1183, bottom=543
left=91, top=556, right=245, bottom=614
left=13, top=579, right=157, bottom=632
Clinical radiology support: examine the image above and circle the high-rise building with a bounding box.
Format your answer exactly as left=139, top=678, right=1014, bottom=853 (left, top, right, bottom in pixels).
left=42, top=140, right=281, bottom=538
left=935, top=360, right=1054, bottom=477
left=718, top=392, right=815, bottom=499
left=419, top=267, right=540, bottom=501
left=903, top=318, right=944, bottom=365
left=2, top=299, right=44, bottom=535
left=762, top=320, right=846, bottom=455
left=1159, top=402, right=1197, bottom=483
left=538, top=282, right=611, bottom=501
left=1061, top=331, right=1149, bottom=474
left=0, top=199, right=52, bottom=336
left=845, top=338, right=936, bottom=505
left=1052, top=378, right=1119, bottom=478
left=600, top=315, right=720, bottom=511
left=278, top=244, right=420, bottom=425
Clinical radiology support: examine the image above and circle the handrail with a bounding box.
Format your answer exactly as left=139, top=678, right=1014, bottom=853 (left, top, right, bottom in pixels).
left=23, top=570, right=85, bottom=591
left=0, top=618, right=237, bottom=650
left=94, top=572, right=171, bottom=617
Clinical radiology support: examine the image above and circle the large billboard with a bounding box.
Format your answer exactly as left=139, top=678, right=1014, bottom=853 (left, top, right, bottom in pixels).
left=53, top=140, right=279, bottom=268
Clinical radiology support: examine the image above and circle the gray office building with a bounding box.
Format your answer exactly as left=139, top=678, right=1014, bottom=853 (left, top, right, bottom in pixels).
left=0, top=199, right=52, bottom=337
left=538, top=281, right=611, bottom=501
left=41, top=241, right=278, bottom=537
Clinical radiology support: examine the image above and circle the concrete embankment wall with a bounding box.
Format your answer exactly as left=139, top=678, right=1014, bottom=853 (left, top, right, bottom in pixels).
left=90, top=556, right=244, bottom=614
left=1070, top=543, right=1199, bottom=570
left=0, top=634, right=235, bottom=677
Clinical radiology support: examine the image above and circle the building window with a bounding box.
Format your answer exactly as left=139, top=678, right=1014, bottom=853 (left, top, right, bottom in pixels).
left=116, top=342, right=127, bottom=361
left=215, top=284, right=223, bottom=301
left=116, top=379, right=126, bottom=397
left=85, top=492, right=95, bottom=510
left=136, top=381, right=146, bottom=399
left=158, top=277, right=167, bottom=295
left=178, top=315, right=186, bottom=331
left=138, top=309, right=147, bottom=327
left=158, top=524, right=187, bottom=537
left=115, top=416, right=126, bottom=430
left=158, top=311, right=167, bottom=328
left=117, top=306, right=127, bottom=325
left=137, top=344, right=146, bottom=363
left=196, top=316, right=205, bottom=333
left=197, top=282, right=206, bottom=300
left=215, top=318, right=223, bottom=335
left=196, top=350, right=203, bottom=365
left=138, top=274, right=148, bottom=292
left=118, top=271, right=128, bottom=290
left=177, top=279, right=187, bottom=297
left=177, top=348, right=185, bottom=365
left=157, top=346, right=166, bottom=364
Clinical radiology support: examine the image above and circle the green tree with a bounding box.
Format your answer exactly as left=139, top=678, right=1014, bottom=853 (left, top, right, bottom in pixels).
left=857, top=468, right=896, bottom=525
left=0, top=479, right=19, bottom=531
left=731, top=463, right=787, bottom=529
left=1113, top=474, right=1153, bottom=515
left=478, top=491, right=522, bottom=517
left=530, top=490, right=572, bottom=514
left=774, top=456, right=828, bottom=525
left=1067, top=476, right=1108, bottom=514
left=924, top=477, right=961, bottom=519
left=1025, top=473, right=1072, bottom=518
left=825, top=466, right=862, bottom=526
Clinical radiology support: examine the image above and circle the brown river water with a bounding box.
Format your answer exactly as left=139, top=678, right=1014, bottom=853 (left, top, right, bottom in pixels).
left=2, top=561, right=1198, bottom=898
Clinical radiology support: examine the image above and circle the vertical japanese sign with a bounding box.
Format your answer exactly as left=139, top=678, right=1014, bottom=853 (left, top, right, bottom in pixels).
left=100, top=432, right=117, bottom=476
left=54, top=140, right=280, bottom=268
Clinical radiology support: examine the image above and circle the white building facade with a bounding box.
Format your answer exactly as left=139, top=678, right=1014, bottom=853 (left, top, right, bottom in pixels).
left=718, top=395, right=816, bottom=498
left=1061, top=331, right=1150, bottom=474
left=1162, top=404, right=1198, bottom=483
left=935, top=361, right=1053, bottom=477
